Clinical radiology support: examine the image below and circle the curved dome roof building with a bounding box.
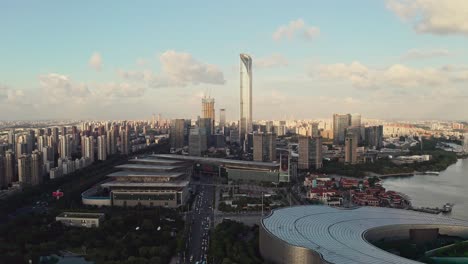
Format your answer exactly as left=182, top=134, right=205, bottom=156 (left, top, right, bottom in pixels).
left=260, top=206, right=468, bottom=264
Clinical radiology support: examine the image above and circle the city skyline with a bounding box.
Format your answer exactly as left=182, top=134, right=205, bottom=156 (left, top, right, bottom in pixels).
left=1, top=1, right=468, bottom=121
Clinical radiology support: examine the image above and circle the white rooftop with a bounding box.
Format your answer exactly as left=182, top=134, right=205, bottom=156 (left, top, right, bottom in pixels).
left=262, top=206, right=468, bottom=264
left=101, top=180, right=189, bottom=188
left=107, top=171, right=185, bottom=178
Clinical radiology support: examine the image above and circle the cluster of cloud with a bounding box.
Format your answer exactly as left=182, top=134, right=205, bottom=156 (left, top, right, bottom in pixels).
left=272, top=18, right=320, bottom=41
left=317, top=60, right=468, bottom=90
left=119, top=50, right=225, bottom=88
left=386, top=0, right=468, bottom=36
left=89, top=52, right=103, bottom=71
left=255, top=54, right=288, bottom=68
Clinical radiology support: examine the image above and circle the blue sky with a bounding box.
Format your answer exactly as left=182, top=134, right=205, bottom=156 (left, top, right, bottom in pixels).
left=1, top=0, right=467, bottom=121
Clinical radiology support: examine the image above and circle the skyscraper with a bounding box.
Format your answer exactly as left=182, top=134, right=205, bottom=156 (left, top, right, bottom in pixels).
left=253, top=132, right=277, bottom=162
left=97, top=135, right=107, bottom=161
left=333, top=114, right=351, bottom=145
left=202, top=97, right=215, bottom=133
left=298, top=136, right=323, bottom=170
left=240, top=53, right=253, bottom=149
left=219, top=108, right=226, bottom=128
left=345, top=133, right=358, bottom=164
left=170, top=119, right=186, bottom=149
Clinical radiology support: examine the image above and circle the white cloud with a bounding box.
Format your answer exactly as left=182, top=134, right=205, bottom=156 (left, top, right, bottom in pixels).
left=255, top=54, right=288, bottom=68
left=273, top=18, right=320, bottom=41
left=401, top=48, right=451, bottom=60
left=318, top=61, right=376, bottom=89
left=120, top=50, right=225, bottom=88
left=386, top=0, right=468, bottom=36
left=89, top=52, right=103, bottom=71
left=39, top=73, right=91, bottom=103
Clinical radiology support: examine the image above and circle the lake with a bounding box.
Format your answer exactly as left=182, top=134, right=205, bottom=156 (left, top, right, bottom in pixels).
left=382, top=158, right=468, bottom=220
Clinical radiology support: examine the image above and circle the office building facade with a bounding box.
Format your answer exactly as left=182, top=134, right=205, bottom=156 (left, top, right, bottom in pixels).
left=189, top=127, right=207, bottom=156
left=253, top=133, right=277, bottom=162
left=170, top=119, right=186, bottom=149
left=345, top=133, right=358, bottom=164
left=365, top=125, right=384, bottom=149
left=298, top=136, right=323, bottom=170
left=97, top=135, right=107, bottom=161
left=333, top=114, right=351, bottom=145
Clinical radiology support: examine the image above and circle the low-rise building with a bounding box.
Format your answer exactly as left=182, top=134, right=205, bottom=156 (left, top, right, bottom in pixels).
left=56, top=212, right=105, bottom=228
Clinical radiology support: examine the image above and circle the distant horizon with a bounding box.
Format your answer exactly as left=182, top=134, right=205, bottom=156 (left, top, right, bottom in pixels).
left=1, top=1, right=468, bottom=120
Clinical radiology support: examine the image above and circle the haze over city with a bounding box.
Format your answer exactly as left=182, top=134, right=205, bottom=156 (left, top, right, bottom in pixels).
left=1, top=0, right=468, bottom=121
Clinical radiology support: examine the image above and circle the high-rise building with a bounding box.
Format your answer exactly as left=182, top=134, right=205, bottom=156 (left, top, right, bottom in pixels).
left=199, top=118, right=213, bottom=136
left=365, top=126, right=384, bottom=149
left=345, top=133, right=358, bottom=164
left=170, top=119, right=186, bottom=149
left=18, top=154, right=32, bottom=185
left=31, top=150, right=43, bottom=186
left=120, top=129, right=129, bottom=155
left=298, top=136, right=323, bottom=170
left=97, top=135, right=107, bottom=161
left=202, top=97, right=215, bottom=133
left=16, top=142, right=28, bottom=156
left=37, top=135, right=46, bottom=152
left=240, top=53, right=253, bottom=149
left=351, top=113, right=361, bottom=127
left=189, top=127, right=207, bottom=156
left=219, top=109, right=226, bottom=128
left=52, top=127, right=59, bottom=150
left=333, top=114, right=352, bottom=145
left=83, top=136, right=95, bottom=162
left=253, top=132, right=277, bottom=162
left=42, top=146, right=54, bottom=165
left=229, top=129, right=240, bottom=144
left=107, top=128, right=117, bottom=155
left=45, top=127, right=52, bottom=136
left=8, top=129, right=15, bottom=147
left=4, top=150, right=15, bottom=184
left=60, top=126, right=67, bottom=137
left=59, top=135, right=71, bottom=159
left=308, top=123, right=320, bottom=137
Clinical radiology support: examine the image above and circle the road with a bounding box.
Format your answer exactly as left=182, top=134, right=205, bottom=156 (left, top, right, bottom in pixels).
left=183, top=174, right=214, bottom=264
